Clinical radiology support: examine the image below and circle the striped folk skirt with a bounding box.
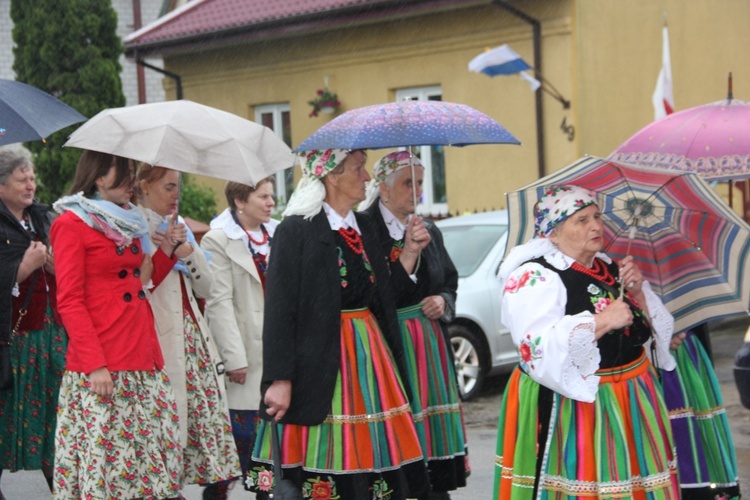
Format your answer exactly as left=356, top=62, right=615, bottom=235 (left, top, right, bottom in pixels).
left=53, top=370, right=183, bottom=499
left=396, top=303, right=467, bottom=492
left=244, top=308, right=428, bottom=500
left=660, top=332, right=740, bottom=499
left=494, top=352, right=680, bottom=500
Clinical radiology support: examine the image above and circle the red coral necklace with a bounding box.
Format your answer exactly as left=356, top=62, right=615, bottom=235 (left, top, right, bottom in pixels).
left=338, top=227, right=364, bottom=255
left=245, top=228, right=269, bottom=246
left=571, top=259, right=616, bottom=286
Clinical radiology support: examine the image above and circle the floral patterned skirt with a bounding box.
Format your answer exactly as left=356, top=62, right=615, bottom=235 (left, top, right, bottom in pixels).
left=660, top=332, right=740, bottom=499
left=181, top=311, right=241, bottom=485
left=244, top=308, right=429, bottom=500
left=396, top=303, right=467, bottom=492
left=0, top=305, right=67, bottom=471
left=495, top=352, right=679, bottom=500
left=53, top=370, right=183, bottom=499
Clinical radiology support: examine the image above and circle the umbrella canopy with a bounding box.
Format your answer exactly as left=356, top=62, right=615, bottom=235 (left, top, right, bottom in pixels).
left=506, top=156, right=750, bottom=333
left=293, top=100, right=519, bottom=152
left=65, top=100, right=295, bottom=185
left=0, top=79, right=86, bottom=146
left=610, top=98, right=750, bottom=181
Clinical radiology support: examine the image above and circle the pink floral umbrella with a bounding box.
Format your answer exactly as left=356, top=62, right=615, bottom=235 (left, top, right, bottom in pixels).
left=610, top=97, right=750, bottom=181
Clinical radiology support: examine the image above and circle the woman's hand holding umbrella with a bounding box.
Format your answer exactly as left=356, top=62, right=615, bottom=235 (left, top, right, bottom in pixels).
left=265, top=380, right=292, bottom=422
left=399, top=216, right=431, bottom=274
left=594, top=299, right=634, bottom=340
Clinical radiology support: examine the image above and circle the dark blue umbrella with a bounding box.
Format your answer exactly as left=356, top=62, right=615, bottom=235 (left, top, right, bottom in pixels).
left=0, top=79, right=86, bottom=146
left=293, top=100, right=519, bottom=152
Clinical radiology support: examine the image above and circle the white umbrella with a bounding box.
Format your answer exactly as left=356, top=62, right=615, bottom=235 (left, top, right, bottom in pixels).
left=64, top=100, right=295, bottom=185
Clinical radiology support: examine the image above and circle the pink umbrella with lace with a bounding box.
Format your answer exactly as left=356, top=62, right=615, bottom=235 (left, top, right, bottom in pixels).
left=610, top=80, right=750, bottom=182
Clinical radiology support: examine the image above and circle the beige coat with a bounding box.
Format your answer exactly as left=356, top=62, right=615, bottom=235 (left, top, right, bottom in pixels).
left=200, top=209, right=277, bottom=410
left=139, top=207, right=225, bottom=446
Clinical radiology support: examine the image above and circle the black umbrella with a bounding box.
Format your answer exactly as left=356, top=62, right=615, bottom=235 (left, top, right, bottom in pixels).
left=0, top=79, right=86, bottom=146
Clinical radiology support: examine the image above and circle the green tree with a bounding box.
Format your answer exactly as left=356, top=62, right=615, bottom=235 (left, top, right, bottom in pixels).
left=179, top=175, right=218, bottom=224
left=11, top=0, right=126, bottom=203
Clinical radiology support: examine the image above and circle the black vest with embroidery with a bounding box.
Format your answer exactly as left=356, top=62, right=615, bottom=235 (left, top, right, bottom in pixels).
left=532, top=256, right=652, bottom=369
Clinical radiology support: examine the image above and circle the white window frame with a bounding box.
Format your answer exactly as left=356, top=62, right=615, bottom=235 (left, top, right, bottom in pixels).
left=254, top=103, right=292, bottom=209
left=394, top=85, right=447, bottom=216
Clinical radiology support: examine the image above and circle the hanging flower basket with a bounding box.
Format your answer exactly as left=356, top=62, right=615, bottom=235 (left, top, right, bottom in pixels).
left=308, top=88, right=340, bottom=118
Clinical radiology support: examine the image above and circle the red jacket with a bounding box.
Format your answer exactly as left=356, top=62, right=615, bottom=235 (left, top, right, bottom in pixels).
left=51, top=211, right=175, bottom=374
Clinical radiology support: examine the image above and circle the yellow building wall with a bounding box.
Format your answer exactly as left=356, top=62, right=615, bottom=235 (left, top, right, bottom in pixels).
left=573, top=0, right=750, bottom=160
left=156, top=0, right=749, bottom=216
left=160, top=1, right=574, bottom=214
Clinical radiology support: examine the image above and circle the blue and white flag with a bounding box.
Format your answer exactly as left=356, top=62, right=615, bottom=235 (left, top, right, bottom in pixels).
left=469, top=44, right=541, bottom=91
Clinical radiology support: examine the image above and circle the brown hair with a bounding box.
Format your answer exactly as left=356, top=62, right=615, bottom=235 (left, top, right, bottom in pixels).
left=225, top=177, right=275, bottom=211
left=68, top=150, right=133, bottom=197
left=134, top=164, right=173, bottom=203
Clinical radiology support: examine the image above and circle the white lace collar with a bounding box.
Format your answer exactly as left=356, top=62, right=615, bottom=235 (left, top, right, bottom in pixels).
left=378, top=201, right=409, bottom=241
left=323, top=202, right=361, bottom=234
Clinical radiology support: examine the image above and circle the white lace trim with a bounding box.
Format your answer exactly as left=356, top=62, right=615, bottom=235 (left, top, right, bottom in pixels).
left=561, top=316, right=601, bottom=402
left=642, top=281, right=676, bottom=371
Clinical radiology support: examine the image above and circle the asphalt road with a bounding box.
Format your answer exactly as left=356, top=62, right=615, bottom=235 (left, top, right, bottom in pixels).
left=3, top=317, right=748, bottom=499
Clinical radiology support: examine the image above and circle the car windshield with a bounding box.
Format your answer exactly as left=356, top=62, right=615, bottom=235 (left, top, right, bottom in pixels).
left=440, top=223, right=507, bottom=277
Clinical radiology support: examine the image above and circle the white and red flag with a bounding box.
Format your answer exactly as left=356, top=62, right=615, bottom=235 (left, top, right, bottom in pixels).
left=652, top=23, right=674, bottom=120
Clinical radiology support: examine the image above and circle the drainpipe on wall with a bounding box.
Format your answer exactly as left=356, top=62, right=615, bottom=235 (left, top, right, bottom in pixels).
left=491, top=0, right=545, bottom=180
left=135, top=57, right=184, bottom=100
left=132, top=0, right=146, bottom=103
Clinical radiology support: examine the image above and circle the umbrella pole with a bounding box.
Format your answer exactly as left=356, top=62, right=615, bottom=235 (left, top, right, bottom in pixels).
left=410, top=148, right=422, bottom=274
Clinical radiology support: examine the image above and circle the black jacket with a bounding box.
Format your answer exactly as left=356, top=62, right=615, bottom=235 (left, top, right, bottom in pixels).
left=259, top=209, right=409, bottom=425
left=362, top=198, right=458, bottom=322
left=0, top=199, right=52, bottom=342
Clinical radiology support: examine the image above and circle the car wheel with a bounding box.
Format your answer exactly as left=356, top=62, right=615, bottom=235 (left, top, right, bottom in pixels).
left=448, top=324, right=486, bottom=401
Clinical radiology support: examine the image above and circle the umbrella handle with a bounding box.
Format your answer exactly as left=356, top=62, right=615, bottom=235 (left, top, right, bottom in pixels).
left=619, top=225, right=637, bottom=298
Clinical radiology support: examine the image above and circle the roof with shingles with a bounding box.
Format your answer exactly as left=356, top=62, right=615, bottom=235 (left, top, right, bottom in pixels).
left=126, top=0, right=419, bottom=48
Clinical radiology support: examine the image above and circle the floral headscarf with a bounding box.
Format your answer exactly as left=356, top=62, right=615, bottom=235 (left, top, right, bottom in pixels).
left=360, top=151, right=423, bottom=210
left=534, top=185, right=597, bottom=237
left=283, top=148, right=351, bottom=220
left=372, top=151, right=423, bottom=183
left=300, top=149, right=350, bottom=180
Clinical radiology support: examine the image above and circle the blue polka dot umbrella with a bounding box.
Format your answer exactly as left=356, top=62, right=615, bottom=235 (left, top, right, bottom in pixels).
left=505, top=155, right=750, bottom=334
left=293, top=100, right=519, bottom=152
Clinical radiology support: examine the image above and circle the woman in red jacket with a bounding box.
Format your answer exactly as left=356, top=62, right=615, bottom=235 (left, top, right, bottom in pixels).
left=50, top=150, right=186, bottom=499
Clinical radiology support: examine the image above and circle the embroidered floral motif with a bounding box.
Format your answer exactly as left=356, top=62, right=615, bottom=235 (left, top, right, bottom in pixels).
left=519, top=334, right=542, bottom=371
left=371, top=478, right=394, bottom=499
left=389, top=239, right=404, bottom=263
left=244, top=466, right=275, bottom=492
left=587, top=284, right=600, bottom=295
left=593, top=297, right=612, bottom=313
left=302, top=476, right=340, bottom=499
left=337, top=247, right=348, bottom=288
left=505, top=268, right=545, bottom=294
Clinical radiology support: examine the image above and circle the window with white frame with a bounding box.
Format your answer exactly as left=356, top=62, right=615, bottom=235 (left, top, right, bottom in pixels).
left=255, top=103, right=293, bottom=209
left=394, top=86, right=447, bottom=216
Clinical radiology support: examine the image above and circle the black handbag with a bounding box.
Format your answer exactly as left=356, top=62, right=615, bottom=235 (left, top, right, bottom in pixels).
left=271, top=422, right=302, bottom=500
left=0, top=342, right=12, bottom=391
left=1, top=271, right=39, bottom=391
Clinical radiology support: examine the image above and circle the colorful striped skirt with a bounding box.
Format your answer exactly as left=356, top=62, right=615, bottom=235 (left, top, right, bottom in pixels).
left=397, top=303, right=467, bottom=492
left=660, top=331, right=740, bottom=499
left=494, top=352, right=680, bottom=500
left=53, top=370, right=183, bottom=499
left=244, top=308, right=428, bottom=500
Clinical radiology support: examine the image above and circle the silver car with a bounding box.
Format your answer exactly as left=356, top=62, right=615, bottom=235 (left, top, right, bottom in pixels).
left=435, top=210, right=519, bottom=400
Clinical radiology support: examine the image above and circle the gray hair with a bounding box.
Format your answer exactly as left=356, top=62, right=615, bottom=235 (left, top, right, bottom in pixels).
left=0, top=147, right=33, bottom=185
